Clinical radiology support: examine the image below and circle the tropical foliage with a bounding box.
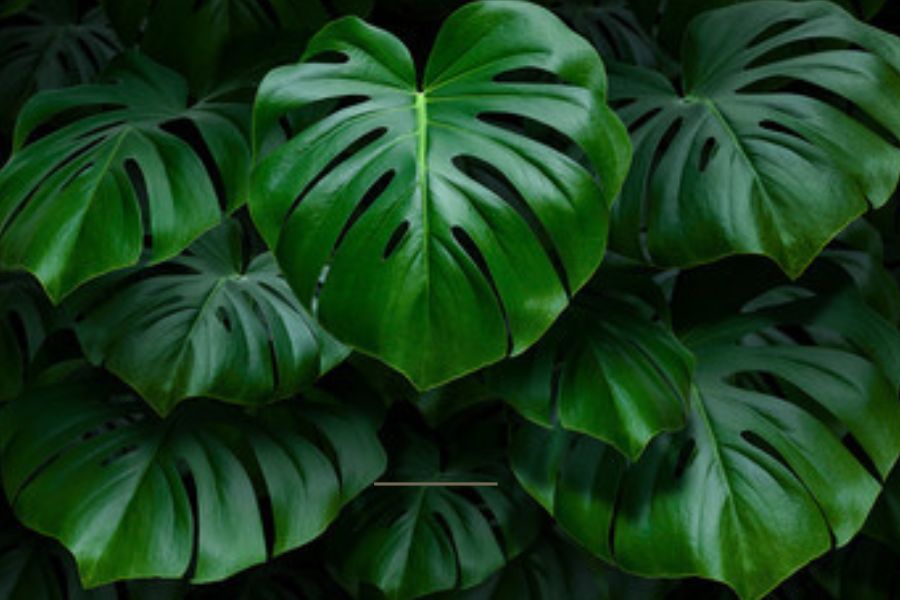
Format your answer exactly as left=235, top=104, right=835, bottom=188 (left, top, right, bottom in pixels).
left=1, top=0, right=900, bottom=599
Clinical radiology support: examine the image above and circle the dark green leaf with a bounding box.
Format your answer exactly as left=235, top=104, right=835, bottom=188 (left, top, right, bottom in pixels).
left=0, top=375, right=386, bottom=586
left=251, top=0, right=630, bottom=389
left=0, top=53, right=251, bottom=301
left=491, top=280, right=692, bottom=459
left=102, top=0, right=374, bottom=92
left=512, top=287, right=900, bottom=599
left=76, top=220, right=347, bottom=415
left=0, top=0, right=118, bottom=130
left=330, top=425, right=540, bottom=599
left=610, top=0, right=900, bottom=277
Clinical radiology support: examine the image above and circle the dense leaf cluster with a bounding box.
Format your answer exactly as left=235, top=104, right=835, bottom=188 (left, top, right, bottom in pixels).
left=2, top=0, right=900, bottom=599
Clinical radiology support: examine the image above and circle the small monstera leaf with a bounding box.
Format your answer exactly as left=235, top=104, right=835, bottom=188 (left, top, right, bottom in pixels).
left=0, top=0, right=118, bottom=130
left=0, top=274, right=54, bottom=401
left=431, top=529, right=608, bottom=600
left=609, top=0, right=900, bottom=277
left=330, top=416, right=541, bottom=600
left=511, top=287, right=900, bottom=599
left=102, top=0, right=374, bottom=92
left=251, top=0, right=631, bottom=389
left=0, top=52, right=251, bottom=302
left=0, top=375, right=386, bottom=586
left=76, top=220, right=348, bottom=415
left=551, top=0, right=672, bottom=70
left=490, top=274, right=692, bottom=459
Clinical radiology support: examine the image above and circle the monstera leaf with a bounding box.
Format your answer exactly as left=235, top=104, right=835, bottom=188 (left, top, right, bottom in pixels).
left=0, top=375, right=386, bottom=586
left=0, top=274, right=54, bottom=401
left=330, top=418, right=541, bottom=600
left=629, top=0, right=886, bottom=56
left=551, top=0, right=672, bottom=70
left=490, top=276, right=692, bottom=459
left=0, top=52, right=251, bottom=301
left=102, top=0, right=373, bottom=92
left=76, top=220, right=347, bottom=415
left=0, top=0, right=118, bottom=131
left=609, top=0, right=900, bottom=277
left=430, top=529, right=609, bottom=600
left=251, top=0, right=631, bottom=389
left=510, top=286, right=900, bottom=599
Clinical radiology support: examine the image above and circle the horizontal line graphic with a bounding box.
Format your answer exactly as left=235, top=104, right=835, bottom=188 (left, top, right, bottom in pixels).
left=373, top=481, right=498, bottom=487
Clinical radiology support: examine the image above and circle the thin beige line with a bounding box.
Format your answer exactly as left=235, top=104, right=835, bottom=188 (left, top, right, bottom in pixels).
left=374, top=481, right=498, bottom=487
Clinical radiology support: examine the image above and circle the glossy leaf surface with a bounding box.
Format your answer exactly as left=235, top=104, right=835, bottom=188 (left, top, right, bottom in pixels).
left=491, top=279, right=692, bottom=459
left=77, top=221, right=347, bottom=415
left=511, top=287, right=900, bottom=599
left=0, top=377, right=386, bottom=586
left=610, top=1, right=900, bottom=276
left=251, top=0, right=630, bottom=388
left=0, top=53, right=251, bottom=301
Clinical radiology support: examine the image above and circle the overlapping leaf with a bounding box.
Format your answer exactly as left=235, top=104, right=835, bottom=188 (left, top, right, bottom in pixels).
left=0, top=52, right=251, bottom=301
left=251, top=0, right=631, bottom=389
left=0, top=0, right=118, bottom=131
left=490, top=275, right=692, bottom=459
left=0, top=274, right=54, bottom=401
left=101, top=0, right=373, bottom=92
left=330, top=419, right=540, bottom=600
left=76, top=220, right=347, bottom=415
left=0, top=375, right=386, bottom=586
left=511, top=286, right=900, bottom=599
left=609, top=0, right=900, bottom=276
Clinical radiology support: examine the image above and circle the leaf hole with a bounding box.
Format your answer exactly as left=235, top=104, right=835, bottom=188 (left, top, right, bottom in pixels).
left=287, top=126, right=388, bottom=219
left=673, top=438, right=697, bottom=479
left=476, top=111, right=578, bottom=161
left=648, top=117, right=683, bottom=180
left=842, top=433, right=884, bottom=483
left=215, top=306, right=232, bottom=332
left=451, top=225, right=513, bottom=355
left=609, top=97, right=637, bottom=111
left=99, top=444, right=138, bottom=467
left=306, top=50, right=350, bottom=64
left=699, top=136, right=718, bottom=172
left=758, top=119, right=807, bottom=142
left=382, top=220, right=410, bottom=260
left=493, top=67, right=566, bottom=85
left=330, top=169, right=395, bottom=259
left=745, top=18, right=806, bottom=49
left=627, top=106, right=662, bottom=134
left=452, top=154, right=571, bottom=297
left=160, top=117, right=229, bottom=213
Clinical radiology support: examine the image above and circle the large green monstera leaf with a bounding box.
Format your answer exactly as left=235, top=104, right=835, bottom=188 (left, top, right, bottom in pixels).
left=0, top=376, right=386, bottom=586
left=0, top=52, right=251, bottom=302
left=330, top=420, right=540, bottom=600
left=510, top=287, right=900, bottom=599
left=76, top=220, right=347, bottom=415
left=609, top=1, right=900, bottom=277
left=490, top=275, right=692, bottom=459
left=251, top=0, right=630, bottom=389
left=0, top=0, right=119, bottom=130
